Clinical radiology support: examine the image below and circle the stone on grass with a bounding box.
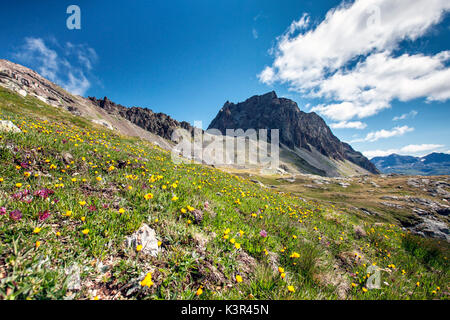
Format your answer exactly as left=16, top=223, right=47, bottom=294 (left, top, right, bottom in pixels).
left=125, top=224, right=160, bottom=257
left=65, top=264, right=81, bottom=291
left=0, top=120, right=21, bottom=133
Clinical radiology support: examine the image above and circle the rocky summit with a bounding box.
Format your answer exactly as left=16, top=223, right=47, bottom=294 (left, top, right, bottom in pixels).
left=208, top=91, right=379, bottom=175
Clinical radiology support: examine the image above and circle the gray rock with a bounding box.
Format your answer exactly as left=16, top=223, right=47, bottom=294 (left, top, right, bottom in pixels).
left=62, top=152, right=74, bottom=164
left=407, top=178, right=422, bottom=188
left=125, top=224, right=160, bottom=257
left=0, top=120, right=21, bottom=133
left=338, top=182, right=350, bottom=188
left=435, top=187, right=450, bottom=200
left=381, top=202, right=403, bottom=209
left=370, top=181, right=380, bottom=188
left=360, top=208, right=378, bottom=216
left=412, top=218, right=449, bottom=241
left=380, top=195, right=400, bottom=201
left=65, top=264, right=81, bottom=291
left=406, top=196, right=450, bottom=215
left=413, top=208, right=429, bottom=216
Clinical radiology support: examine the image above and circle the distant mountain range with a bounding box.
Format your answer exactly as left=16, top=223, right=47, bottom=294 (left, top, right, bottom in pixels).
left=371, top=153, right=450, bottom=176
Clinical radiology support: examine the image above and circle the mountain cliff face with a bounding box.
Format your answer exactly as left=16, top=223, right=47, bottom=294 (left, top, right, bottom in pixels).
left=371, top=153, right=450, bottom=176
left=88, top=96, right=194, bottom=141
left=208, top=91, right=379, bottom=174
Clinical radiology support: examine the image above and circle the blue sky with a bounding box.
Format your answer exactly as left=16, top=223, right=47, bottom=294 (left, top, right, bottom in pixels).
left=0, top=0, right=449, bottom=158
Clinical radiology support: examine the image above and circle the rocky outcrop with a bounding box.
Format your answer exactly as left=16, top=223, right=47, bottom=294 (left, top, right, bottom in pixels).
left=0, top=59, right=76, bottom=109
left=88, top=96, right=195, bottom=141
left=410, top=218, right=449, bottom=241
left=207, top=91, right=379, bottom=174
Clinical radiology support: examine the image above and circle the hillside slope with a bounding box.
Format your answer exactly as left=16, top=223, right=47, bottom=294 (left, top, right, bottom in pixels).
left=0, top=87, right=448, bottom=300
left=0, top=59, right=175, bottom=150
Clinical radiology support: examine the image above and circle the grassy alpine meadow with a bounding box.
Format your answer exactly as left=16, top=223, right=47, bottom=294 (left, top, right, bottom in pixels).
left=0, top=87, right=448, bottom=300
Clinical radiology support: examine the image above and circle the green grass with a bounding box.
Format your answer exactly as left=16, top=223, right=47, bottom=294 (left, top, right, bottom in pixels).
left=0, top=86, right=448, bottom=300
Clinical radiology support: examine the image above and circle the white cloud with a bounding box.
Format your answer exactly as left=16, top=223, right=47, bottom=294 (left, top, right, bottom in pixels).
left=393, top=110, right=418, bottom=121
left=252, top=28, right=259, bottom=39
left=363, top=143, right=445, bottom=158
left=352, top=125, right=414, bottom=142
left=14, top=37, right=97, bottom=95
left=258, top=0, right=450, bottom=121
left=330, top=121, right=367, bottom=129
left=15, top=38, right=59, bottom=81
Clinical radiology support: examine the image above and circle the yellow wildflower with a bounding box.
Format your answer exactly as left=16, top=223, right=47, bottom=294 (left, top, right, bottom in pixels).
left=140, top=272, right=153, bottom=287
left=144, top=193, right=154, bottom=200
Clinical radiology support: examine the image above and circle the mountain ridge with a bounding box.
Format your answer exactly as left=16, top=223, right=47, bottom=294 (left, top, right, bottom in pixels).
left=88, top=96, right=195, bottom=141
left=208, top=91, right=379, bottom=175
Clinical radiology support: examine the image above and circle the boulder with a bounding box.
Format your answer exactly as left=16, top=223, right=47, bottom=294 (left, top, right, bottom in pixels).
left=0, top=120, right=21, bottom=133
left=125, top=224, right=160, bottom=257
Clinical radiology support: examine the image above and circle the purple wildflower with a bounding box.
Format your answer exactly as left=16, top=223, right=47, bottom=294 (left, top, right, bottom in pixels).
left=259, top=229, right=268, bottom=238
left=20, top=162, right=29, bottom=169
left=0, top=207, right=6, bottom=215
left=34, top=188, right=55, bottom=199
left=38, top=210, right=51, bottom=221
left=10, top=209, right=22, bottom=221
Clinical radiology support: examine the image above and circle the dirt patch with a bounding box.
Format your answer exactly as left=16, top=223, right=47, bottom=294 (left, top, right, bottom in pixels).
left=237, top=250, right=258, bottom=275
left=336, top=250, right=365, bottom=271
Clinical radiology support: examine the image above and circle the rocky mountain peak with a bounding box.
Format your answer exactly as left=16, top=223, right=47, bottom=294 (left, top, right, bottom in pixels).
left=208, top=91, right=379, bottom=175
